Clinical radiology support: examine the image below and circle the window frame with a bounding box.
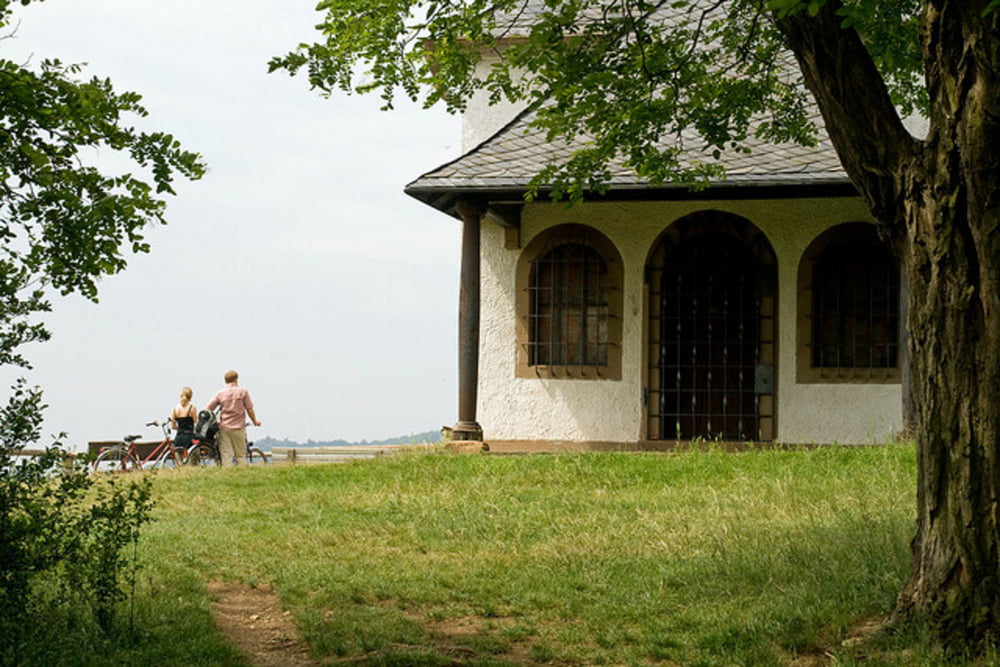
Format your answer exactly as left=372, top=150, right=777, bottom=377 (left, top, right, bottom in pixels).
left=516, top=224, right=623, bottom=380
left=796, top=222, right=902, bottom=383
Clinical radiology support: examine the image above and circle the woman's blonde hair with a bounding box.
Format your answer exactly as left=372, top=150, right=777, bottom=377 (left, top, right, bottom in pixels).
left=180, top=386, right=193, bottom=401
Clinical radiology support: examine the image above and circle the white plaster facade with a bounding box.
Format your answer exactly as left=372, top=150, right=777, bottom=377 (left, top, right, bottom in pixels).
left=476, top=198, right=903, bottom=446
left=407, top=29, right=904, bottom=448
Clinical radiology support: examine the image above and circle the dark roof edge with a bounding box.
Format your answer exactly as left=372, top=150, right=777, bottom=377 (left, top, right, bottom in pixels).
left=405, top=179, right=860, bottom=219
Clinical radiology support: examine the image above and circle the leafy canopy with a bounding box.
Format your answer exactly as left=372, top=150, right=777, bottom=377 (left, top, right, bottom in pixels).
left=0, top=0, right=205, bottom=367
left=272, top=0, right=926, bottom=200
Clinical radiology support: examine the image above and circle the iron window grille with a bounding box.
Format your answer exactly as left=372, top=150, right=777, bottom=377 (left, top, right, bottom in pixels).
left=647, top=232, right=769, bottom=441
left=528, top=243, right=610, bottom=367
left=812, top=241, right=899, bottom=370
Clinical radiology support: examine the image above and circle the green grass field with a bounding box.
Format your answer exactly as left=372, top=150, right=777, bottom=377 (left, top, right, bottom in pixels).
left=45, top=444, right=985, bottom=665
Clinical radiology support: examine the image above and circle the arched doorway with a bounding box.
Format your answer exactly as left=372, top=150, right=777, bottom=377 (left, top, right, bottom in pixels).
left=645, top=212, right=777, bottom=442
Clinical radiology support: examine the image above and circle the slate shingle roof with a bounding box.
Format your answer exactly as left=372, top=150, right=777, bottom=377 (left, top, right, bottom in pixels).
left=406, top=105, right=852, bottom=210
left=405, top=3, right=854, bottom=212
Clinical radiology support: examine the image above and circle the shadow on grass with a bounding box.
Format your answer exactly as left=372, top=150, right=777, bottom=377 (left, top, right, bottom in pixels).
left=288, top=513, right=913, bottom=666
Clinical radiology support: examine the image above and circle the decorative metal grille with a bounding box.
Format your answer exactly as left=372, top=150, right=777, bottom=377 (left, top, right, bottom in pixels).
left=812, top=242, right=900, bottom=369
left=528, top=243, right=610, bottom=367
left=648, top=232, right=772, bottom=442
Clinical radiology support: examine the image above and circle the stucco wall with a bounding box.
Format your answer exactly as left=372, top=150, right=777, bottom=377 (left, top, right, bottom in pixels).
left=477, top=197, right=903, bottom=445
left=462, top=54, right=528, bottom=151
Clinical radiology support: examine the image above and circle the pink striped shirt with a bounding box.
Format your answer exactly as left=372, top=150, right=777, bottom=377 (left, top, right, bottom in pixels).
left=205, top=383, right=254, bottom=431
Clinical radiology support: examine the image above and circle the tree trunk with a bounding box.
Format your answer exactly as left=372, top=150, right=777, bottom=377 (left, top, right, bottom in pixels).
left=894, top=167, right=1000, bottom=651
left=891, top=1, right=1000, bottom=650
left=779, top=0, right=1000, bottom=652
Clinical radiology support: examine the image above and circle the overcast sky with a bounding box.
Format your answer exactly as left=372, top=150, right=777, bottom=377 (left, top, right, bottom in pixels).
left=1, top=1, right=464, bottom=447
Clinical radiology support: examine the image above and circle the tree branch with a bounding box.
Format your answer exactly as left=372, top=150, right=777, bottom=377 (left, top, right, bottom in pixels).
left=774, top=0, right=918, bottom=230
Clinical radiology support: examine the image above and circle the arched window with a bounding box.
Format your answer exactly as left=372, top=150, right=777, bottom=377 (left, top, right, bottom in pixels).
left=516, top=225, right=623, bottom=379
left=797, top=223, right=901, bottom=382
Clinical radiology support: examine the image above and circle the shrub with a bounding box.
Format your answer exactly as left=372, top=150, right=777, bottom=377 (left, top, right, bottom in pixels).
left=0, top=380, right=155, bottom=662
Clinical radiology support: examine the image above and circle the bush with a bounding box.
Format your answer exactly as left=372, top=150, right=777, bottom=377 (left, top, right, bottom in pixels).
left=0, top=380, right=155, bottom=662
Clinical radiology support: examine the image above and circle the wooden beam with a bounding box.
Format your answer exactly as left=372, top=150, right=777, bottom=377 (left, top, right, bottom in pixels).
left=485, top=203, right=521, bottom=230
left=453, top=198, right=486, bottom=441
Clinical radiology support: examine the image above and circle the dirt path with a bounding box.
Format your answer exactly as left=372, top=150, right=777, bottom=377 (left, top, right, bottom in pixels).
left=207, top=580, right=317, bottom=666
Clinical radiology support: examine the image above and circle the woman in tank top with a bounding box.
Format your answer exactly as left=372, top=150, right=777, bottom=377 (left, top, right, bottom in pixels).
left=171, top=387, right=197, bottom=451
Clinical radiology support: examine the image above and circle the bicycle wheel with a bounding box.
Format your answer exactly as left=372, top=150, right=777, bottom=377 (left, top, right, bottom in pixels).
left=92, top=446, right=138, bottom=474
left=152, top=446, right=186, bottom=469
left=172, top=446, right=188, bottom=466
left=186, top=443, right=220, bottom=467
left=247, top=447, right=270, bottom=464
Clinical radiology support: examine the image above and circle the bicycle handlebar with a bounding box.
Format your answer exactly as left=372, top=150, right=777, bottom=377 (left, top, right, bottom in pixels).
left=144, top=420, right=172, bottom=438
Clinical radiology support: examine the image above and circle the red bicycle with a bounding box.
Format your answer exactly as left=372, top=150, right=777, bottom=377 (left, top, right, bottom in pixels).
left=91, top=420, right=185, bottom=473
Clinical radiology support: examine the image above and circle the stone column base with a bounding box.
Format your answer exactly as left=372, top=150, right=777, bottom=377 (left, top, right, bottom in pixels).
left=451, top=421, right=483, bottom=441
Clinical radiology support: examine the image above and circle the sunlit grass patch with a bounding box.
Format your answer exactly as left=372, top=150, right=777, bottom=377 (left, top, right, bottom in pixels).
left=104, top=444, right=923, bottom=664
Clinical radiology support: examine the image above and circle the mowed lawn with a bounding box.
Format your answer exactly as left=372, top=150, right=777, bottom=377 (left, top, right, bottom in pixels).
left=120, top=445, right=922, bottom=665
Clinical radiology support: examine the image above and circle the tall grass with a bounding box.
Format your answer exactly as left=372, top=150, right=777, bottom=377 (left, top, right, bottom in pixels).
left=78, top=445, right=934, bottom=665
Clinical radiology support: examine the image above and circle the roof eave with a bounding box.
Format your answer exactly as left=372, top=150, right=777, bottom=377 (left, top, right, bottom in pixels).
left=404, top=178, right=860, bottom=219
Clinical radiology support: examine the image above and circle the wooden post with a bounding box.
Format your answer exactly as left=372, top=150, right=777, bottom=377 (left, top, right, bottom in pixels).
left=453, top=198, right=486, bottom=441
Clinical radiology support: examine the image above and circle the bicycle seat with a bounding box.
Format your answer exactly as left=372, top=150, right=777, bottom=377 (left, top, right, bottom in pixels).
left=124, top=434, right=142, bottom=444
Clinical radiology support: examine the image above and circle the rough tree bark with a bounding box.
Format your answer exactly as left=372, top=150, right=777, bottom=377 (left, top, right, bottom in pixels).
left=779, top=0, right=1000, bottom=652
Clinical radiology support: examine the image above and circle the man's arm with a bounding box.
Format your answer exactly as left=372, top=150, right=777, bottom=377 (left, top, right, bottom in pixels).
left=243, top=392, right=260, bottom=427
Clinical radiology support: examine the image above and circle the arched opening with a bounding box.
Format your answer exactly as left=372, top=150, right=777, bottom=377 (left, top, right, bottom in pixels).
left=646, top=212, right=776, bottom=442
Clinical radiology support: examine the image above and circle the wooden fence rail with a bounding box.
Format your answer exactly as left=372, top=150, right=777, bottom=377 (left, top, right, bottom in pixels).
left=8, top=442, right=424, bottom=467
left=269, top=445, right=405, bottom=464
left=8, top=448, right=79, bottom=459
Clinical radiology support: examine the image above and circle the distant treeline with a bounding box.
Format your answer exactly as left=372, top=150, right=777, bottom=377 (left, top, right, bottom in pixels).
left=254, top=430, right=441, bottom=450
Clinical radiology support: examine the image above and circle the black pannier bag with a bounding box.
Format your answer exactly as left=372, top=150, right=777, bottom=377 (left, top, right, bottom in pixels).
left=194, top=409, right=219, bottom=442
